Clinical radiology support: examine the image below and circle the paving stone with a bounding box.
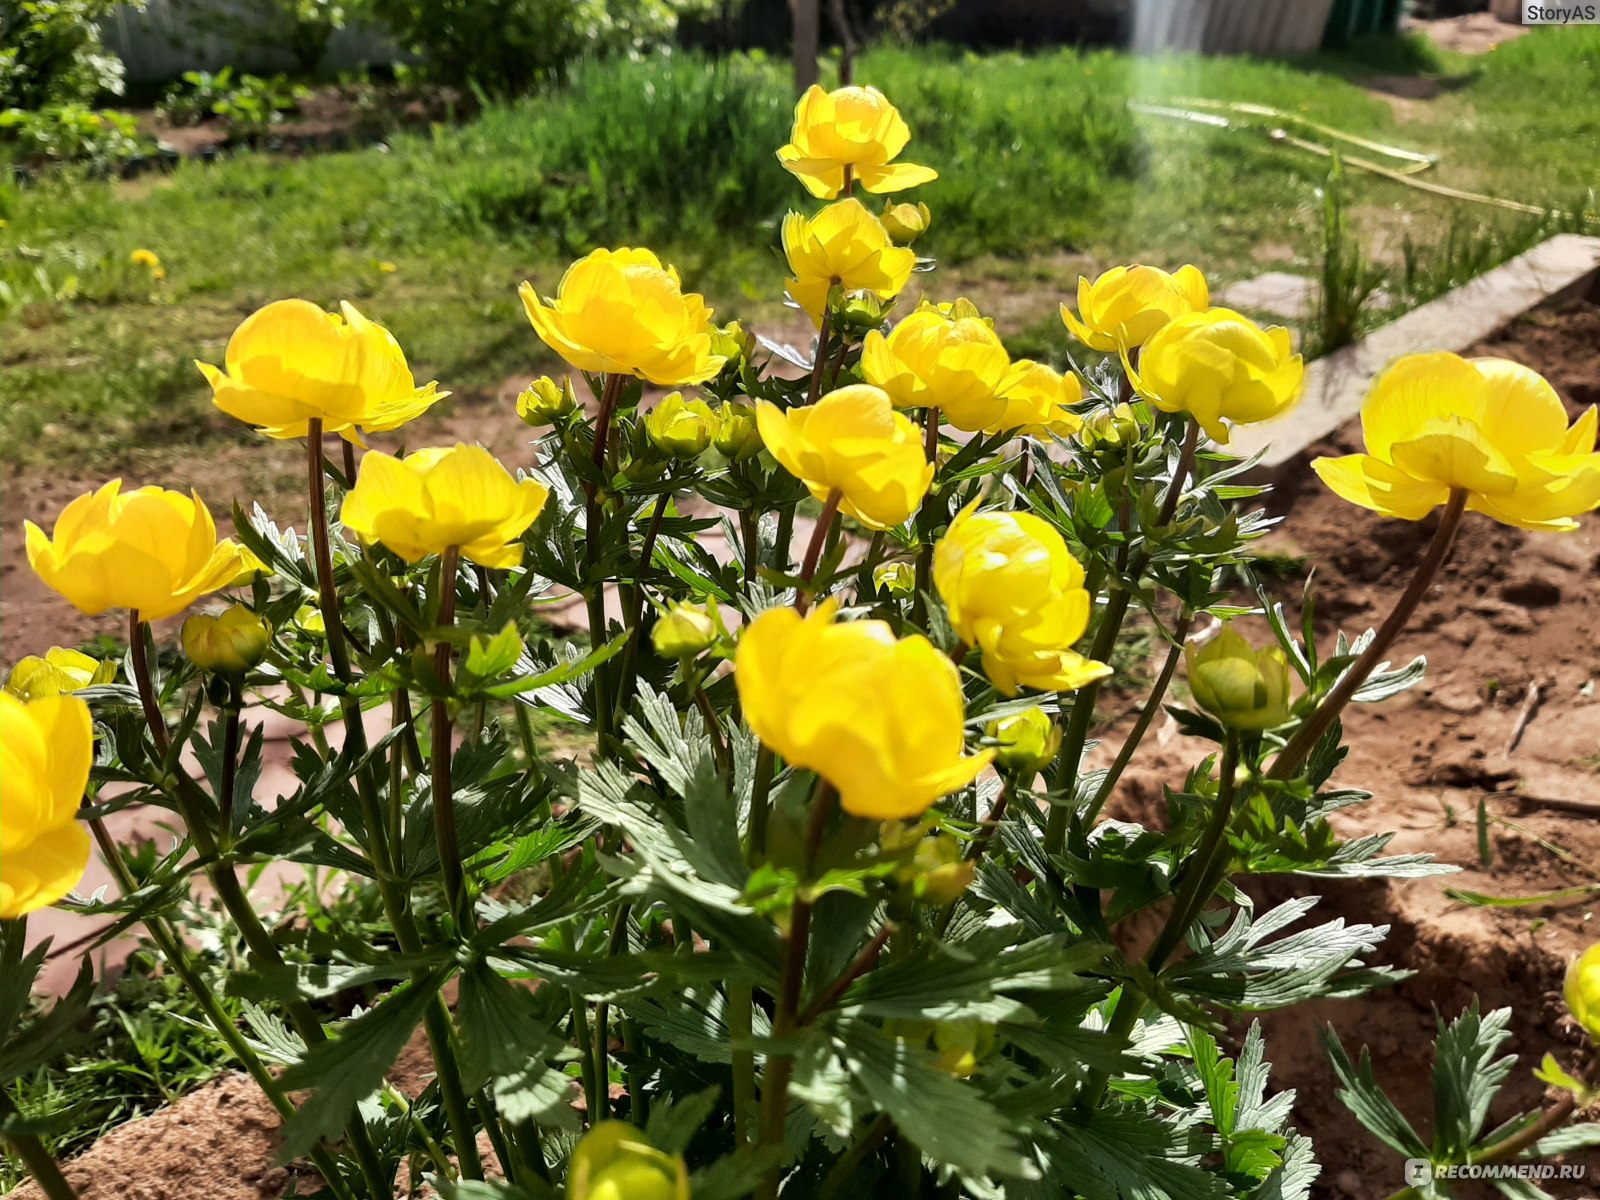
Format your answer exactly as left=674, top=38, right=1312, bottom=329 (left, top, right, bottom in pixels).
left=1219, top=271, right=1316, bottom=320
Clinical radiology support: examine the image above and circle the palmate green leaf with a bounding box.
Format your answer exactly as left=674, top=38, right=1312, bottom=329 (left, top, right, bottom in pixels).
left=1166, top=897, right=1388, bottom=1010
left=1431, top=1003, right=1515, bottom=1156
left=277, top=967, right=449, bottom=1159
left=846, top=935, right=1108, bottom=1023
left=646, top=1086, right=722, bottom=1155
left=486, top=634, right=629, bottom=700
left=1532, top=1122, right=1600, bottom=1155
left=687, top=1146, right=788, bottom=1200
left=1040, top=1107, right=1229, bottom=1200
left=1320, top=1024, right=1429, bottom=1158
left=0, top=952, right=93, bottom=1086
left=839, top=1020, right=1037, bottom=1182
left=455, top=962, right=580, bottom=1132
left=1253, top=1133, right=1319, bottom=1200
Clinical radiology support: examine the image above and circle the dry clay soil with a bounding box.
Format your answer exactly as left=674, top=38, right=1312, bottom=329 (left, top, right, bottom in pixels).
left=7, top=300, right=1600, bottom=1198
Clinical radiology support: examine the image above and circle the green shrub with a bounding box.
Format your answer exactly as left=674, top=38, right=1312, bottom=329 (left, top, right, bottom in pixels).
left=0, top=0, right=127, bottom=111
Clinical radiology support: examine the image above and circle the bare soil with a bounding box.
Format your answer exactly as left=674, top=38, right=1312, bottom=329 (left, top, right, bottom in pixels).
left=8, top=301, right=1600, bottom=1197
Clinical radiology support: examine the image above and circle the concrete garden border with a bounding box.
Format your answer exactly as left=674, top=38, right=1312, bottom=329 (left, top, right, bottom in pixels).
left=1231, top=233, right=1600, bottom=477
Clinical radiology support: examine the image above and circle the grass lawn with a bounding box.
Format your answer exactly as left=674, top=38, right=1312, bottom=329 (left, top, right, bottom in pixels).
left=2, top=28, right=1598, bottom=478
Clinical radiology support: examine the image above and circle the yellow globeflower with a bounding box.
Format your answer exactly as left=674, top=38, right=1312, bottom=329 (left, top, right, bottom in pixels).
left=861, top=302, right=1011, bottom=432
left=198, top=299, right=446, bottom=442
left=782, top=198, right=915, bottom=328
left=1, top=692, right=93, bottom=919
left=26, top=482, right=252, bottom=620
left=5, top=648, right=116, bottom=701
left=986, top=360, right=1085, bottom=439
left=518, top=248, right=724, bottom=387
left=341, top=444, right=549, bottom=569
left=1127, top=308, right=1304, bottom=445
left=755, top=385, right=933, bottom=529
left=933, top=505, right=1111, bottom=696
left=644, top=392, right=717, bottom=459
left=735, top=599, right=992, bottom=820
left=1185, top=626, right=1292, bottom=732
left=1061, top=264, right=1209, bottom=352
left=1312, top=353, right=1600, bottom=532
left=777, top=85, right=939, bottom=200
left=1566, top=943, right=1600, bottom=1043
left=568, top=1122, right=689, bottom=1200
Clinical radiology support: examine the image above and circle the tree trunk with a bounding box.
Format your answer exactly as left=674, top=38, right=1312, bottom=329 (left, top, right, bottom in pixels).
left=789, top=0, right=820, bottom=93
left=827, top=0, right=855, bottom=85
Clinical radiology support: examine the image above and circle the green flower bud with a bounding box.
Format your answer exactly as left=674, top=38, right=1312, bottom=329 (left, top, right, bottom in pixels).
left=932, top=1019, right=995, bottom=1077
left=709, top=320, right=754, bottom=364
left=1566, top=943, right=1600, bottom=1043
left=909, top=835, right=975, bottom=906
left=651, top=601, right=719, bottom=660
left=644, top=392, right=717, bottom=459
left=516, top=375, right=578, bottom=426
left=293, top=604, right=326, bottom=638
left=567, top=1121, right=688, bottom=1200
left=837, top=290, right=892, bottom=329
left=713, top=401, right=763, bottom=461
left=1077, top=402, right=1142, bottom=448
left=987, top=707, right=1061, bottom=776
left=873, top=561, right=917, bottom=598
left=881, top=200, right=932, bottom=244
left=1185, top=626, right=1291, bottom=731
left=181, top=605, right=272, bottom=674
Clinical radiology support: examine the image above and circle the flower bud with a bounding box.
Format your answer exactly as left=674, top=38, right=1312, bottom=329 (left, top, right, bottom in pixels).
left=516, top=376, right=578, bottom=426
left=710, top=320, right=754, bottom=364
left=652, top=601, right=719, bottom=660
left=881, top=200, right=931, bottom=244
left=567, top=1121, right=688, bottom=1200
left=909, top=835, right=975, bottom=906
left=713, top=402, right=763, bottom=461
left=873, top=561, right=916, bottom=598
left=5, top=647, right=117, bottom=701
left=987, top=708, right=1061, bottom=776
left=932, top=1019, right=995, bottom=1077
left=1078, top=402, right=1142, bottom=448
left=645, top=392, right=717, bottom=459
left=182, top=606, right=272, bottom=674
left=1184, top=626, right=1291, bottom=731
left=1565, top=943, right=1600, bottom=1043
left=836, top=290, right=893, bottom=330
left=293, top=604, right=326, bottom=638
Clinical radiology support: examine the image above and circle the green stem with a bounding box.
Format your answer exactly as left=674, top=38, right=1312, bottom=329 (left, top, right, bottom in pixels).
left=807, top=317, right=833, bottom=406
left=570, top=992, right=601, bottom=1127
left=612, top=490, right=671, bottom=725
left=0, top=1088, right=80, bottom=1200
left=1044, top=586, right=1130, bottom=853
left=85, top=821, right=365, bottom=1200
left=1083, top=611, right=1193, bottom=826
left=1269, top=488, right=1468, bottom=782
left=307, top=419, right=354, bottom=682
left=774, top=504, right=797, bottom=577
left=815, top=1114, right=892, bottom=1200
left=755, top=785, right=835, bottom=1200
left=592, top=903, right=632, bottom=1122
left=728, top=980, right=758, bottom=1148
left=911, top=406, right=941, bottom=625
left=934, top=781, right=1010, bottom=937
left=430, top=545, right=470, bottom=929
left=582, top=373, right=625, bottom=755
left=749, top=745, right=777, bottom=858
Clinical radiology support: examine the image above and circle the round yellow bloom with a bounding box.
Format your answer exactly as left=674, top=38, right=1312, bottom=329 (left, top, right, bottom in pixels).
left=182, top=605, right=272, bottom=674
left=567, top=1121, right=689, bottom=1200
left=782, top=198, right=915, bottom=328
left=1127, top=308, right=1304, bottom=445
left=516, top=376, right=578, bottom=426
left=988, top=707, right=1061, bottom=776
left=1061, top=264, right=1209, bottom=352
left=735, top=599, right=992, bottom=820
left=986, top=360, right=1085, bottom=439
left=644, top=392, right=717, bottom=459
left=652, top=601, right=719, bottom=660
left=197, top=299, right=446, bottom=442
left=1311, top=353, right=1600, bottom=532
left=341, top=444, right=549, bottom=569
left=26, top=481, right=253, bottom=620
left=861, top=303, right=1012, bottom=433
left=1, top=692, right=93, bottom=919
left=1566, top=943, right=1600, bottom=1043
left=755, top=385, right=933, bottom=530
left=130, top=248, right=161, bottom=268
left=933, top=505, right=1111, bottom=696
left=777, top=85, right=939, bottom=200
left=5, top=648, right=116, bottom=701
left=519, top=248, right=724, bottom=387
left=1185, top=626, right=1292, bottom=731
